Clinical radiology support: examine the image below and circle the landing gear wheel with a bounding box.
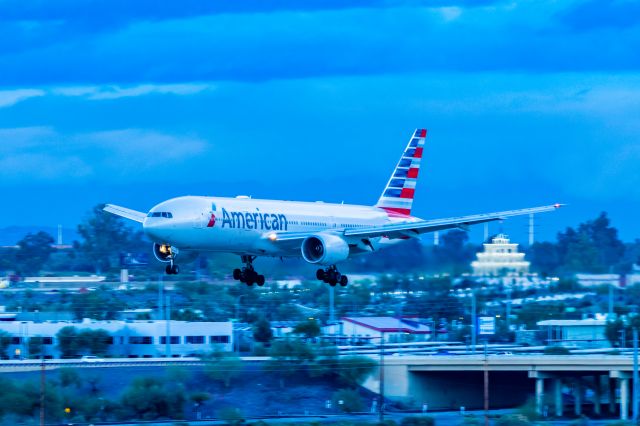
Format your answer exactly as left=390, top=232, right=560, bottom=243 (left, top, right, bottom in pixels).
left=234, top=255, right=266, bottom=287
left=318, top=265, right=348, bottom=287
left=171, top=265, right=179, bottom=275
left=165, top=265, right=173, bottom=275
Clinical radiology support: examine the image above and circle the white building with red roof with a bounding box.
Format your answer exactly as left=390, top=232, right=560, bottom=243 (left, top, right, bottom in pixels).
left=327, top=316, right=432, bottom=343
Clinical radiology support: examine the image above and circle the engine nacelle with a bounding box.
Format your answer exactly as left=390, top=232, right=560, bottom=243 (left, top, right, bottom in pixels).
left=301, top=234, right=350, bottom=265
left=153, top=243, right=179, bottom=263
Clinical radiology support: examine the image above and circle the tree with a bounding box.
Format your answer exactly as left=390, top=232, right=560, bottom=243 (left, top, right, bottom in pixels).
left=204, top=354, right=243, bottom=387
left=528, top=242, right=560, bottom=275
left=71, top=290, right=125, bottom=320
left=331, top=388, right=364, bottom=413
left=76, top=204, right=145, bottom=273
left=28, top=336, right=45, bottom=359
left=57, top=326, right=81, bottom=358
left=252, top=318, right=273, bottom=344
left=0, top=331, right=11, bottom=359
left=267, top=339, right=316, bottom=387
left=120, top=377, right=186, bottom=420
left=80, top=329, right=112, bottom=356
left=556, top=212, right=625, bottom=273
left=58, top=368, right=82, bottom=388
left=14, top=231, right=55, bottom=275
left=293, top=319, right=321, bottom=339
left=337, top=356, right=376, bottom=387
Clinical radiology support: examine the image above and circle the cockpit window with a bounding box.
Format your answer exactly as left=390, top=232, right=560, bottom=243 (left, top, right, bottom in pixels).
left=148, top=212, right=173, bottom=218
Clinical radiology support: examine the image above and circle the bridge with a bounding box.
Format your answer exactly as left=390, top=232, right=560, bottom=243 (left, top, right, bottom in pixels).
left=362, top=355, right=638, bottom=420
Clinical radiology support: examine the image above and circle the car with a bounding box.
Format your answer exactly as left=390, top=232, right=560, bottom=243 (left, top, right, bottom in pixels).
left=80, top=355, right=104, bottom=362
left=494, top=351, right=513, bottom=356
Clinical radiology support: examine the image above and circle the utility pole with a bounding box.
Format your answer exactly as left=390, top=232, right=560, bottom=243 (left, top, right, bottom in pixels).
left=484, top=222, right=489, bottom=242
left=609, top=284, right=614, bottom=319
left=39, top=356, right=45, bottom=426
left=528, top=213, right=535, bottom=246
left=633, top=327, right=638, bottom=423
left=165, top=295, right=171, bottom=357
left=158, top=274, right=164, bottom=320
left=471, top=291, right=477, bottom=354
left=484, top=341, right=489, bottom=426
left=379, top=333, right=385, bottom=423
left=329, top=285, right=335, bottom=323
left=434, top=231, right=439, bottom=246
left=506, top=288, right=512, bottom=329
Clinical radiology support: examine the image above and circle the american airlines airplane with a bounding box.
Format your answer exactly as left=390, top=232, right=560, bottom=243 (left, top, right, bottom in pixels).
left=104, top=129, right=561, bottom=287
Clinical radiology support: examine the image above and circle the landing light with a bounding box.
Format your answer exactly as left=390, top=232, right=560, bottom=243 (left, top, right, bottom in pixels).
left=554, top=203, right=562, bottom=209
left=268, top=233, right=277, bottom=241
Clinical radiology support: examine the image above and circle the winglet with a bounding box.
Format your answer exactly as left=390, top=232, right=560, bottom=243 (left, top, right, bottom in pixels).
left=103, top=204, right=146, bottom=223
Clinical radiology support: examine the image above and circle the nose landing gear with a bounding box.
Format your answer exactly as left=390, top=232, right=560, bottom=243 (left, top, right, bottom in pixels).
left=165, top=264, right=180, bottom=275
left=233, top=255, right=265, bottom=286
left=316, top=265, right=348, bottom=287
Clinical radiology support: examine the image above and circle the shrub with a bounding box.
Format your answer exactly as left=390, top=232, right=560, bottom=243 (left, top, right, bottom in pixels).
left=331, top=388, right=364, bottom=413
left=218, top=406, right=244, bottom=426
left=543, top=346, right=570, bottom=355
left=461, top=416, right=482, bottom=426
left=401, top=416, right=435, bottom=426
left=495, top=414, right=532, bottom=426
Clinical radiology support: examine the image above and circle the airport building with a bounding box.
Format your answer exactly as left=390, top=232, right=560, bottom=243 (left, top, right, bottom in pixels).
left=471, top=234, right=530, bottom=276
left=0, top=319, right=233, bottom=359
left=324, top=316, right=432, bottom=343
left=537, top=318, right=609, bottom=348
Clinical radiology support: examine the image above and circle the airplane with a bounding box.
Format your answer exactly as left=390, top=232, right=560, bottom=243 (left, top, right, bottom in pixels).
left=104, top=129, right=561, bottom=287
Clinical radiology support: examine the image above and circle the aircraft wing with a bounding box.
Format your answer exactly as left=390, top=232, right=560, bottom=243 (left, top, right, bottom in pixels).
left=103, top=204, right=146, bottom=223
left=266, top=204, right=562, bottom=242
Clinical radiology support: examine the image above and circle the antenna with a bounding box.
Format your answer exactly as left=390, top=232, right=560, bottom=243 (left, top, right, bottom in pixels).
left=57, top=225, right=63, bottom=246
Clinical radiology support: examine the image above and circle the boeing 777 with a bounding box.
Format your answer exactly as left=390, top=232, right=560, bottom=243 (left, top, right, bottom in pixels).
left=104, top=129, right=561, bottom=287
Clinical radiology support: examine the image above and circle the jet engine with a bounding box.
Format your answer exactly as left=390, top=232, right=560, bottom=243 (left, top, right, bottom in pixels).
left=301, top=234, right=349, bottom=265
left=153, top=243, right=178, bottom=263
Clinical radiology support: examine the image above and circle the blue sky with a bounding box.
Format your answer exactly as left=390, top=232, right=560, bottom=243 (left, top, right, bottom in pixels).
left=1, top=0, right=639, bottom=243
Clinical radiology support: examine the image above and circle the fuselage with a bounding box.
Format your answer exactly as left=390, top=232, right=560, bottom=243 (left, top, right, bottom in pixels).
left=143, top=195, right=420, bottom=257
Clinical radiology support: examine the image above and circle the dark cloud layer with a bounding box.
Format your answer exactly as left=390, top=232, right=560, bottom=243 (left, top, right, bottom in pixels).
left=560, top=0, right=640, bottom=31
left=1, top=2, right=639, bottom=86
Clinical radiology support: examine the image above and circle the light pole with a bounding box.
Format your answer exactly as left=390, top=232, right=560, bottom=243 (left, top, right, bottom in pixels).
left=379, top=332, right=385, bottom=423
left=633, top=327, right=638, bottom=423
left=235, top=295, right=246, bottom=353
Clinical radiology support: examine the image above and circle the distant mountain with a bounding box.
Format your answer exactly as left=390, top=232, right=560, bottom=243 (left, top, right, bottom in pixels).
left=0, top=226, right=80, bottom=246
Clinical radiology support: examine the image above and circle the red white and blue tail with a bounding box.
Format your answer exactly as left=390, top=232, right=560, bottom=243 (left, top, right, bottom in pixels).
left=375, top=128, right=427, bottom=216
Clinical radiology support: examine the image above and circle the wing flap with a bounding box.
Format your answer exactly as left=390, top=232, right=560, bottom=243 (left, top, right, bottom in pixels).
left=103, top=204, right=146, bottom=223
left=344, top=204, right=562, bottom=239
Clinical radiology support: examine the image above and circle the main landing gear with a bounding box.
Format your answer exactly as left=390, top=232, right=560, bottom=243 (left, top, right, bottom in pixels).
left=165, top=264, right=180, bottom=275
left=316, top=265, right=348, bottom=287
left=233, top=255, right=265, bottom=286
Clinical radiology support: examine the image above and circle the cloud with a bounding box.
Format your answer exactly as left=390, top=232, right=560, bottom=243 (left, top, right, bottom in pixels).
left=0, top=127, right=208, bottom=182
left=0, top=89, right=45, bottom=107
left=6, top=1, right=640, bottom=86
left=52, top=83, right=213, bottom=100
left=559, top=0, right=640, bottom=31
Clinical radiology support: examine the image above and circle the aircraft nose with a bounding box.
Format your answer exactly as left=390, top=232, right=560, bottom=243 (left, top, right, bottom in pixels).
left=143, top=218, right=172, bottom=241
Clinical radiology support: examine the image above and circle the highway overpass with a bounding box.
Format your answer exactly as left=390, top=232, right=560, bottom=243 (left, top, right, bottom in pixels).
left=362, top=355, right=638, bottom=420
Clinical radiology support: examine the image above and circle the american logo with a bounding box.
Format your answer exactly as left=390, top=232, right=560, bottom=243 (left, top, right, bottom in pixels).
left=209, top=208, right=288, bottom=231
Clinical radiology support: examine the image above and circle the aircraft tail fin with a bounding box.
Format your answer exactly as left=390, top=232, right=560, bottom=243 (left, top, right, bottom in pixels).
left=375, top=128, right=427, bottom=216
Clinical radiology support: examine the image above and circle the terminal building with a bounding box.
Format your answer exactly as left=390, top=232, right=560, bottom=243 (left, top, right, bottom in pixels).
left=0, top=319, right=233, bottom=359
